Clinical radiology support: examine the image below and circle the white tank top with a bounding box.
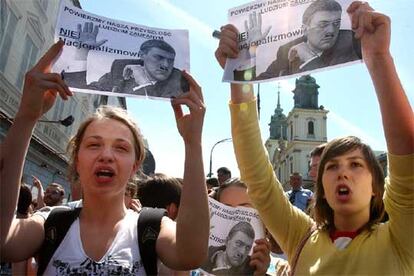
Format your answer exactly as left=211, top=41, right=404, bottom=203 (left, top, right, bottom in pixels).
left=43, top=210, right=146, bottom=275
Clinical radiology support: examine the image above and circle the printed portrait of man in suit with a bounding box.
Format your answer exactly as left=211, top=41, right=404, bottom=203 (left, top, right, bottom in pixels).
left=63, top=22, right=188, bottom=99
left=233, top=0, right=361, bottom=81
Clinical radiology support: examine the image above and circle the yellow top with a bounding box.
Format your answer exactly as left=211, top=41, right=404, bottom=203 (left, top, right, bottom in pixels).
left=230, top=99, right=414, bottom=275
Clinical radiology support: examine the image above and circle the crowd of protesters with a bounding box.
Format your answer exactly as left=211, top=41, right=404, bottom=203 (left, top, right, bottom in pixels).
left=1, top=1, right=413, bottom=275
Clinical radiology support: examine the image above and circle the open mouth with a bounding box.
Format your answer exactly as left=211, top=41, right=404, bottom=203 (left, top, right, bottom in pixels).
left=336, top=185, right=351, bottom=201
left=95, top=168, right=115, bottom=182
left=96, top=170, right=114, bottom=177
left=338, top=187, right=349, bottom=196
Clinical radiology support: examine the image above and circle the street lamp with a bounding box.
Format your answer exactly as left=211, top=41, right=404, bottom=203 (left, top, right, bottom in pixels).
left=39, top=115, right=74, bottom=127
left=207, top=138, right=232, bottom=178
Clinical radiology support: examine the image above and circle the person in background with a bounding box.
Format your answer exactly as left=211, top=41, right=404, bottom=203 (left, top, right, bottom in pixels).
left=43, top=183, right=65, bottom=207
left=138, top=174, right=182, bottom=220
left=217, top=167, right=231, bottom=185
left=16, top=184, right=33, bottom=218
left=285, top=172, right=313, bottom=212
left=206, top=177, right=219, bottom=194
left=207, top=177, right=271, bottom=275
left=309, top=143, right=327, bottom=183
left=32, top=176, right=65, bottom=208
left=124, top=181, right=141, bottom=212
left=137, top=174, right=188, bottom=275
left=12, top=184, right=37, bottom=275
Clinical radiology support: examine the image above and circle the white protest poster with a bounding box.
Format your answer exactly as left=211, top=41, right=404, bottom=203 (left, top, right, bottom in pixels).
left=53, top=0, right=189, bottom=101
left=223, top=0, right=362, bottom=83
left=199, top=197, right=265, bottom=275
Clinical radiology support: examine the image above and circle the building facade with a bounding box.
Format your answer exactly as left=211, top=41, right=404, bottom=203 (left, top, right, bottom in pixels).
left=266, top=75, right=328, bottom=191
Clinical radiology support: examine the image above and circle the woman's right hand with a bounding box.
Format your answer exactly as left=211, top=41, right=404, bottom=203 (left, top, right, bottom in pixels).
left=16, top=40, right=73, bottom=122
left=215, top=24, right=240, bottom=69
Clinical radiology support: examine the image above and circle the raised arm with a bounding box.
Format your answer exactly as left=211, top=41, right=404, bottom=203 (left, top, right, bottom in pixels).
left=215, top=24, right=313, bottom=261
left=348, top=2, right=414, bottom=267
left=0, top=41, right=72, bottom=261
left=348, top=2, right=414, bottom=155
left=156, top=71, right=209, bottom=269
left=32, top=175, right=45, bottom=210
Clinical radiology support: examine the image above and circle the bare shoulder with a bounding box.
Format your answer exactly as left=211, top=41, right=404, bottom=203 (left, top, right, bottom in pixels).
left=1, top=215, right=45, bottom=261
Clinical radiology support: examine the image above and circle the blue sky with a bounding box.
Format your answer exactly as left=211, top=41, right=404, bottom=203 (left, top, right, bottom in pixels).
left=81, top=0, right=413, bottom=178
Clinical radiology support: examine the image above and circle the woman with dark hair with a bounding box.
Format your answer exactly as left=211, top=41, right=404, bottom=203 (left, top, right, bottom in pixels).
left=215, top=1, right=413, bottom=274
left=314, top=136, right=386, bottom=232
left=0, top=40, right=209, bottom=274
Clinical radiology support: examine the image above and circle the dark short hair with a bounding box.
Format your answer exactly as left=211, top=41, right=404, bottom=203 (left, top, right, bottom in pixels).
left=140, top=39, right=176, bottom=55
left=17, top=184, right=32, bottom=215
left=137, top=175, right=182, bottom=208
left=302, top=0, right=342, bottom=25
left=228, top=221, right=255, bottom=242
left=215, top=177, right=247, bottom=202
left=217, top=167, right=231, bottom=176
left=310, top=143, right=327, bottom=158
left=314, top=136, right=385, bottom=232
left=206, top=177, right=219, bottom=188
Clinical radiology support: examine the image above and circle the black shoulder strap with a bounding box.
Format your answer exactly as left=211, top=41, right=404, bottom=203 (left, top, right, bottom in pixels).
left=37, top=207, right=82, bottom=276
left=137, top=207, right=167, bottom=276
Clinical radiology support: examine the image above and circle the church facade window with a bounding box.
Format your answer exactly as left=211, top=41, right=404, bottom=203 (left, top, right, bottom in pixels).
left=308, top=120, right=315, bottom=136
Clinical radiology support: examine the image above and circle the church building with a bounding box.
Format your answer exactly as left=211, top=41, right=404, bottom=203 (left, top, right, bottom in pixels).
left=265, top=75, right=328, bottom=191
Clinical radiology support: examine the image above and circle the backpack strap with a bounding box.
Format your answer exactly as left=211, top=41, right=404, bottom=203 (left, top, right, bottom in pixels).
left=37, top=207, right=82, bottom=276
left=290, top=223, right=317, bottom=276
left=137, top=207, right=167, bottom=276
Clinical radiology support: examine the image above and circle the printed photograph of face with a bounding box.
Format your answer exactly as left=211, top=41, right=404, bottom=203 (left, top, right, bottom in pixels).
left=141, top=46, right=175, bottom=82
left=304, top=10, right=342, bottom=53
left=225, top=225, right=254, bottom=267
left=201, top=220, right=256, bottom=274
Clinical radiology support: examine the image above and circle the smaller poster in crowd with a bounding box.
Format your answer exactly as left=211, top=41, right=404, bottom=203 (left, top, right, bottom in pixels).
left=52, top=0, right=190, bottom=101
left=199, top=197, right=265, bottom=275
left=223, top=0, right=362, bottom=83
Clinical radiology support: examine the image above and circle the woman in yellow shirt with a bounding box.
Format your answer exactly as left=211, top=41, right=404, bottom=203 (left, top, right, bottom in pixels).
left=215, top=1, right=414, bottom=274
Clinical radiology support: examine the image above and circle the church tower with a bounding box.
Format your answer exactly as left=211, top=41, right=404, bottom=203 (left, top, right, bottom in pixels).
left=266, top=75, right=328, bottom=190
left=265, top=84, right=288, bottom=169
